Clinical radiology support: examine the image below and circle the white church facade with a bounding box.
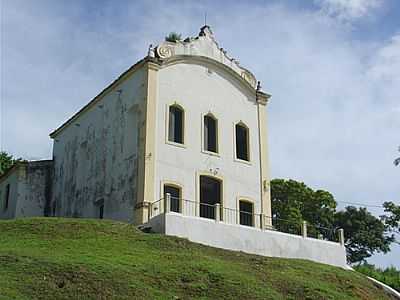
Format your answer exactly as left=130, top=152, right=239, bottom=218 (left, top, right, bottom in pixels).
left=0, top=26, right=347, bottom=268
left=51, top=25, right=272, bottom=226
left=1, top=26, right=271, bottom=226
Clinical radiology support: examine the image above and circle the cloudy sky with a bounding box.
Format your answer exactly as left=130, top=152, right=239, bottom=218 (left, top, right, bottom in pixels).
left=1, top=0, right=399, bottom=267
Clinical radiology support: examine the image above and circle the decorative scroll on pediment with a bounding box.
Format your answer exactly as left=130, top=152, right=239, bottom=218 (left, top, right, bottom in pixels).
left=156, top=44, right=174, bottom=60
left=152, top=26, right=262, bottom=91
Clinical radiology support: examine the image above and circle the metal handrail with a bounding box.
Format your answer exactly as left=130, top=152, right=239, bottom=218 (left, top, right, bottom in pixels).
left=147, top=196, right=342, bottom=243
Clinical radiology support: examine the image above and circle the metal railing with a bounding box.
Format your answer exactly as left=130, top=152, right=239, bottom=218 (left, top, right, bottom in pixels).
left=147, top=195, right=344, bottom=244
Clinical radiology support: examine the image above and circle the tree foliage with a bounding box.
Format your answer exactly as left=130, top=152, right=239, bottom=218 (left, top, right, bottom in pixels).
left=0, top=151, right=24, bottom=176
left=394, top=146, right=400, bottom=166
left=382, top=201, right=400, bottom=234
left=0, top=151, right=18, bottom=175
left=271, top=178, right=394, bottom=264
left=271, top=179, right=336, bottom=236
left=334, top=206, right=394, bottom=263
left=355, top=263, right=400, bottom=292
left=165, top=32, right=182, bottom=43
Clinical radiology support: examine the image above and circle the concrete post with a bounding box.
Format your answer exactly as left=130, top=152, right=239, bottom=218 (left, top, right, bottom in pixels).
left=215, top=203, right=220, bottom=222
left=148, top=202, right=152, bottom=220
left=338, top=228, right=345, bottom=246
left=302, top=221, right=307, bottom=238
left=181, top=198, right=185, bottom=215
left=260, top=214, right=265, bottom=230
left=165, top=193, right=171, bottom=214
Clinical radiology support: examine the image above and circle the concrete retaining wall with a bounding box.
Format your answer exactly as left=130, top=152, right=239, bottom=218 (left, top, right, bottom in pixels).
left=147, top=212, right=347, bottom=268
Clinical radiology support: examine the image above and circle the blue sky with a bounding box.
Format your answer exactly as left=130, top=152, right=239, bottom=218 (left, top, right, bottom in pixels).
left=1, top=0, right=399, bottom=268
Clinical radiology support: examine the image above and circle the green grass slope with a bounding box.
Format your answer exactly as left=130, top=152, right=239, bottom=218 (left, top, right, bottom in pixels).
left=0, top=218, right=394, bottom=300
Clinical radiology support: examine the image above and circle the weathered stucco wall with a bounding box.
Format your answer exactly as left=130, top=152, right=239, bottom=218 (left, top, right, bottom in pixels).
left=0, top=169, right=20, bottom=219
left=148, top=213, right=347, bottom=268
left=0, top=161, right=53, bottom=219
left=156, top=62, right=262, bottom=214
left=52, top=67, right=146, bottom=222
left=15, top=161, right=53, bottom=218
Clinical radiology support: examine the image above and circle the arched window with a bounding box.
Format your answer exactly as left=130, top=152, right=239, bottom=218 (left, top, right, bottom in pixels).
left=235, top=123, right=249, bottom=161
left=164, top=184, right=181, bottom=213
left=204, top=114, right=218, bottom=153
left=168, top=105, right=184, bottom=144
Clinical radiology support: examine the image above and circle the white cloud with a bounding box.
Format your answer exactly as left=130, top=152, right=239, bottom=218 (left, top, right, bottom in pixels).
left=315, top=0, right=383, bottom=21
left=368, top=34, right=400, bottom=82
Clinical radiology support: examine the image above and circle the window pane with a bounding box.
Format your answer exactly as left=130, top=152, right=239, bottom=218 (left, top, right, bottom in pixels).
left=168, top=107, right=175, bottom=142
left=239, top=201, right=253, bottom=227
left=236, top=124, right=249, bottom=161
left=168, top=106, right=183, bottom=144
left=204, top=116, right=217, bottom=153
left=174, top=108, right=183, bottom=143
left=164, top=185, right=181, bottom=213
left=5, top=184, right=10, bottom=210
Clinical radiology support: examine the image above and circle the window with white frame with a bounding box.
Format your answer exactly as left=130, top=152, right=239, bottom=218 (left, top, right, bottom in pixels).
left=203, top=114, right=218, bottom=153
left=235, top=123, right=249, bottom=161
left=164, top=184, right=181, bottom=213
left=239, top=200, right=253, bottom=227
left=168, top=105, right=184, bottom=144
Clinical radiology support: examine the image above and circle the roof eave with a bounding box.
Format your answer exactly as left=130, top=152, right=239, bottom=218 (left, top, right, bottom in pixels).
left=49, top=57, right=149, bottom=139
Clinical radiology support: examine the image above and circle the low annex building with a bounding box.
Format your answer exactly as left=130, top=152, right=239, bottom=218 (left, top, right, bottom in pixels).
left=0, top=26, right=347, bottom=268
left=0, top=160, right=53, bottom=219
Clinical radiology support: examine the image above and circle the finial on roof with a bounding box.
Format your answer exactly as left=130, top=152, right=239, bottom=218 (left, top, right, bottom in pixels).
left=148, top=44, right=155, bottom=58
left=199, top=24, right=213, bottom=37
left=257, top=81, right=262, bottom=91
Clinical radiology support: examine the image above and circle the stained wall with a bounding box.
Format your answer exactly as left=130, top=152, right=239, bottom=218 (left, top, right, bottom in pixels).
left=51, top=67, right=146, bottom=222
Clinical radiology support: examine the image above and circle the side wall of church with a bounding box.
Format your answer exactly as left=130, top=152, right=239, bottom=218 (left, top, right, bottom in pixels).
left=52, top=67, right=146, bottom=223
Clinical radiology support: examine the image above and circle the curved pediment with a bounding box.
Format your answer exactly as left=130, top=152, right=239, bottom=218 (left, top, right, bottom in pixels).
left=155, top=55, right=258, bottom=96
left=149, top=26, right=258, bottom=90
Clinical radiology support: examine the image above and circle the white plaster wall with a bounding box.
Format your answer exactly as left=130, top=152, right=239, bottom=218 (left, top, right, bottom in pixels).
left=0, top=170, right=20, bottom=219
left=156, top=63, right=261, bottom=213
left=148, top=213, right=347, bottom=268
left=52, top=68, right=146, bottom=222
left=15, top=162, right=53, bottom=218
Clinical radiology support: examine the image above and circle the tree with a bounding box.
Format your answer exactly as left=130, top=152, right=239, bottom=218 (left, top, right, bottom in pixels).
left=0, top=151, right=23, bottom=176
left=271, top=179, right=336, bottom=236
left=165, top=32, right=182, bottom=43
left=334, top=206, right=394, bottom=264
left=382, top=201, right=400, bottom=237
left=271, top=178, right=394, bottom=264
left=394, top=146, right=400, bottom=166
left=0, top=151, right=15, bottom=175
left=354, top=263, right=400, bottom=292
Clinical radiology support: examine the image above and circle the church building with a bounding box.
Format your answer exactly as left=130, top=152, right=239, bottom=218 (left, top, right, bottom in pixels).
left=0, top=26, right=272, bottom=226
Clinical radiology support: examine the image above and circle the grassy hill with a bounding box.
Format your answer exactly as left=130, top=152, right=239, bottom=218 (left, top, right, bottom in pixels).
left=0, top=218, right=395, bottom=300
